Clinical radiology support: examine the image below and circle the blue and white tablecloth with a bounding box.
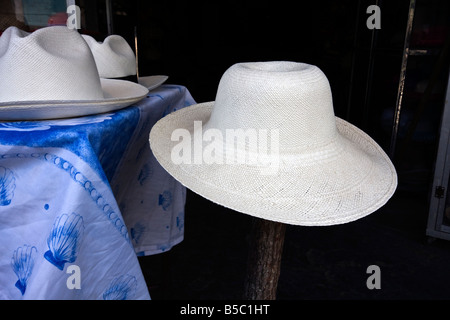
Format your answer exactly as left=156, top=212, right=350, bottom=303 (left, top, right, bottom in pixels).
left=0, top=84, right=195, bottom=300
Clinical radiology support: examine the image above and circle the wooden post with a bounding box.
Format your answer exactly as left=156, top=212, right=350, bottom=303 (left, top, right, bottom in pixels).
left=243, top=217, right=287, bottom=300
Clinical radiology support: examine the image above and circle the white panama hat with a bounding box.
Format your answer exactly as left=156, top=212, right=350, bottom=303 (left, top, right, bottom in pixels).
left=82, top=34, right=137, bottom=79
left=150, top=61, right=397, bottom=226
left=82, top=33, right=169, bottom=90
left=0, top=26, right=148, bottom=120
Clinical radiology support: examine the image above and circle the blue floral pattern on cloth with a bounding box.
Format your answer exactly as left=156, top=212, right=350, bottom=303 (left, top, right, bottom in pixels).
left=110, top=85, right=195, bottom=256
left=11, top=245, right=37, bottom=295
left=158, top=190, right=173, bottom=211
left=44, top=213, right=84, bottom=270
left=0, top=85, right=194, bottom=298
left=103, top=274, right=137, bottom=300
left=176, top=212, right=185, bottom=232
left=137, top=163, right=153, bottom=186
left=0, top=147, right=150, bottom=299
left=0, top=166, right=15, bottom=206
left=0, top=114, right=114, bottom=132
left=130, top=222, right=145, bottom=245
left=0, top=109, right=139, bottom=184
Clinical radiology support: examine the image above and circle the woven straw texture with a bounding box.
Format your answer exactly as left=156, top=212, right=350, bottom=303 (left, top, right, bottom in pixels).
left=0, top=26, right=148, bottom=119
left=82, top=34, right=136, bottom=78
left=150, top=62, right=397, bottom=226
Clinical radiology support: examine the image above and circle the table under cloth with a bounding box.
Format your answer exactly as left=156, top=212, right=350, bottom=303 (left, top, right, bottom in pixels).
left=0, top=84, right=195, bottom=299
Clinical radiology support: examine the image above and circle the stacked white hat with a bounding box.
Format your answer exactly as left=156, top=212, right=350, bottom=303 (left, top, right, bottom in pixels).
left=82, top=34, right=136, bottom=79
left=0, top=26, right=148, bottom=120
left=82, top=33, right=169, bottom=90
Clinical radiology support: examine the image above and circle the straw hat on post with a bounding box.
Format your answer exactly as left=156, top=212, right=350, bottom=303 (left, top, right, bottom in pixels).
left=149, top=61, right=397, bottom=299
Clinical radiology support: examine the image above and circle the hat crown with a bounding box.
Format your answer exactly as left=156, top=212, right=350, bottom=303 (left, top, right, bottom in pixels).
left=206, top=62, right=338, bottom=152
left=0, top=26, right=103, bottom=103
left=82, top=34, right=136, bottom=78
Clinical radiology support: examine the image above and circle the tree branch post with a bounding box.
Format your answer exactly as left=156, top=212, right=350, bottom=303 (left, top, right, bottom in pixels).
left=243, top=217, right=287, bottom=300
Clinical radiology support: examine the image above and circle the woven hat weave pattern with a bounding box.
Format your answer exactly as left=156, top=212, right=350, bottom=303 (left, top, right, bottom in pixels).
left=0, top=26, right=148, bottom=120
left=150, top=61, right=397, bottom=226
left=82, top=34, right=136, bottom=79
left=0, top=26, right=103, bottom=102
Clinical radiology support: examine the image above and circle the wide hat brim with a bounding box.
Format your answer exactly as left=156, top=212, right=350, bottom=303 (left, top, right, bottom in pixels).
left=138, top=75, right=169, bottom=91
left=150, top=102, right=397, bottom=226
left=0, top=79, right=149, bottom=120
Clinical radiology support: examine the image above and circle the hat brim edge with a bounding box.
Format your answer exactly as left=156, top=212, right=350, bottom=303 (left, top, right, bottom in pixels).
left=0, top=79, right=149, bottom=120
left=149, top=102, right=398, bottom=226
